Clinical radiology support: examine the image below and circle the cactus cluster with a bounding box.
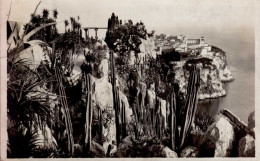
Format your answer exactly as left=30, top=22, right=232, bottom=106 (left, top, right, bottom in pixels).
left=167, top=65, right=200, bottom=150
left=55, top=67, right=74, bottom=156
left=109, top=50, right=200, bottom=152
left=110, top=51, right=127, bottom=146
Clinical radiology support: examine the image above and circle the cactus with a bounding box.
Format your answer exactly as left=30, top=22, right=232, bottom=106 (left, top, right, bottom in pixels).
left=110, top=50, right=122, bottom=146
left=179, top=65, right=200, bottom=148
left=84, top=73, right=93, bottom=155
left=98, top=107, right=103, bottom=145
left=169, top=91, right=177, bottom=151
left=55, top=67, right=74, bottom=155
left=121, top=100, right=127, bottom=138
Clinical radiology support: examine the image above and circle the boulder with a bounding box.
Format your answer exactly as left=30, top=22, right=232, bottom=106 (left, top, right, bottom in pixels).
left=199, top=117, right=234, bottom=157
left=98, top=59, right=109, bottom=81
left=73, top=144, right=83, bottom=157
left=121, top=135, right=134, bottom=147
left=238, top=134, right=255, bottom=157
left=115, top=142, right=131, bottom=157
left=128, top=51, right=136, bottom=66
left=157, top=97, right=167, bottom=127
left=248, top=111, right=255, bottom=130
left=90, top=141, right=106, bottom=157
left=180, top=146, right=199, bottom=157
left=189, top=126, right=204, bottom=148
left=163, top=146, right=178, bottom=158
left=147, top=83, right=156, bottom=109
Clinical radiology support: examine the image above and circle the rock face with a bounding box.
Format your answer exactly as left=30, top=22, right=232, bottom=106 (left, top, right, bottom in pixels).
left=238, top=134, right=255, bottom=157
left=140, top=37, right=157, bottom=59
left=91, top=76, right=133, bottom=153
left=200, top=47, right=234, bottom=82
left=98, top=59, right=109, bottom=81
left=157, top=97, right=167, bottom=128
left=199, top=117, right=234, bottom=157
left=248, top=111, right=255, bottom=130
left=147, top=83, right=156, bottom=109
left=180, top=146, right=199, bottom=157
left=173, top=46, right=233, bottom=100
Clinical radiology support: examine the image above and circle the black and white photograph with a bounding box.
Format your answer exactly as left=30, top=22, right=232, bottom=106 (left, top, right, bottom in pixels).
left=0, top=0, right=258, bottom=159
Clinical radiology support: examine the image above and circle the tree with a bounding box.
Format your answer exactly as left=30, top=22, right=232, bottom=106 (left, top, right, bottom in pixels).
left=105, top=13, right=147, bottom=56
left=42, top=9, right=49, bottom=21
left=53, top=9, right=58, bottom=20
left=70, top=17, right=75, bottom=32
left=23, top=9, right=58, bottom=43
left=64, top=20, right=69, bottom=33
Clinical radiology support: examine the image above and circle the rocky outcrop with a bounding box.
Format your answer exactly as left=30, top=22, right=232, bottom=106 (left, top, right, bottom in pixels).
left=157, top=97, right=167, bottom=128
left=91, top=76, right=133, bottom=152
left=199, top=117, right=234, bottom=157
left=140, top=37, right=157, bottom=59
left=146, top=83, right=156, bottom=109
left=200, top=47, right=234, bottom=82
left=180, top=146, right=199, bottom=157
left=98, top=59, right=109, bottom=81
left=146, top=84, right=167, bottom=127
left=238, top=134, right=255, bottom=157
left=172, top=45, right=233, bottom=100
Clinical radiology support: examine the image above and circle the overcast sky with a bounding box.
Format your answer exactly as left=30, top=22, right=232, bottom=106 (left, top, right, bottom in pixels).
left=6, top=0, right=255, bottom=38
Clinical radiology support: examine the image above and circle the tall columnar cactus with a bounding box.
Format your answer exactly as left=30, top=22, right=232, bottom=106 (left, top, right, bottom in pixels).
left=121, top=100, right=127, bottom=139
left=55, top=67, right=74, bottom=155
left=179, top=65, right=200, bottom=148
left=84, top=73, right=93, bottom=154
left=98, top=107, right=103, bottom=145
left=110, top=50, right=121, bottom=146
left=169, top=91, right=177, bottom=151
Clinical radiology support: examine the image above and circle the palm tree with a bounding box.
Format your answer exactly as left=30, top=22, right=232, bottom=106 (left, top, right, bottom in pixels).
left=42, top=9, right=49, bottom=41
left=64, top=20, right=69, bottom=33
left=70, top=17, right=75, bottom=32
left=42, top=9, right=49, bottom=21
left=52, top=9, right=58, bottom=21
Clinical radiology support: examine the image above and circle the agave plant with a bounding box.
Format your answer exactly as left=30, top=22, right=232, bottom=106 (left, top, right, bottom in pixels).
left=8, top=59, right=53, bottom=127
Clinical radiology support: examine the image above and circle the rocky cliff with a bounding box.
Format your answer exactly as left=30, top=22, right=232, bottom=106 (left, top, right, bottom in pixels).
left=172, top=46, right=233, bottom=100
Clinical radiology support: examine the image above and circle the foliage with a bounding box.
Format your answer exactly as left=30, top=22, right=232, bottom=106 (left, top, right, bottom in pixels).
left=194, top=112, right=214, bottom=132
left=55, top=31, right=84, bottom=52
left=184, top=57, right=212, bottom=70
left=7, top=59, right=52, bottom=128
left=8, top=129, right=39, bottom=158
left=24, top=9, right=59, bottom=43
left=144, top=57, right=158, bottom=86
left=105, top=13, right=148, bottom=54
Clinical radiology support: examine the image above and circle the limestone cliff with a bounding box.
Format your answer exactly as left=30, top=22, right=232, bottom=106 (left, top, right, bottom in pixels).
left=172, top=46, right=233, bottom=100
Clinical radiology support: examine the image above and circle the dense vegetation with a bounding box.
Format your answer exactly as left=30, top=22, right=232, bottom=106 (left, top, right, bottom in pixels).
left=7, top=8, right=229, bottom=158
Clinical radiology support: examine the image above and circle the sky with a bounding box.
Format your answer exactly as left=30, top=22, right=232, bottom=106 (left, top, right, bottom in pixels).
left=5, top=0, right=255, bottom=39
